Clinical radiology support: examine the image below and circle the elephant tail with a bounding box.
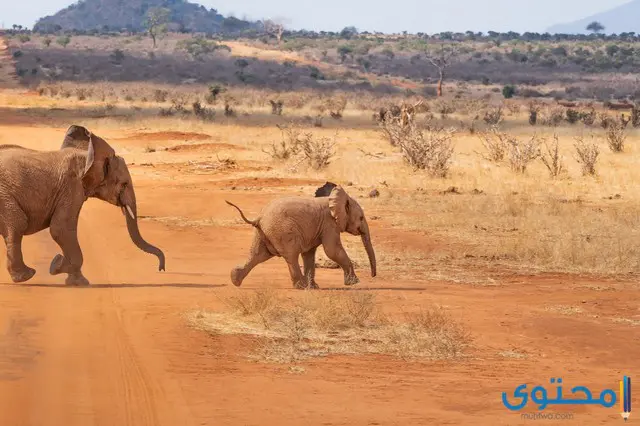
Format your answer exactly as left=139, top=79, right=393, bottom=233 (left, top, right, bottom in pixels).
left=225, top=200, right=259, bottom=227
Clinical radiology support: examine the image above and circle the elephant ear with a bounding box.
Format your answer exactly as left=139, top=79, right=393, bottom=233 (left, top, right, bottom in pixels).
left=315, top=181, right=338, bottom=197
left=328, top=185, right=350, bottom=232
left=61, top=125, right=116, bottom=192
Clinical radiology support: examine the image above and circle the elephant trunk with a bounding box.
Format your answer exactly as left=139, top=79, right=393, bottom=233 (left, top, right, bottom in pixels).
left=360, top=219, right=376, bottom=277
left=120, top=185, right=166, bottom=271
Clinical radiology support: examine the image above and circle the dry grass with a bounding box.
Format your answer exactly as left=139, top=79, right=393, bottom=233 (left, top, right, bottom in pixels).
left=544, top=305, right=583, bottom=315
left=188, top=290, right=471, bottom=363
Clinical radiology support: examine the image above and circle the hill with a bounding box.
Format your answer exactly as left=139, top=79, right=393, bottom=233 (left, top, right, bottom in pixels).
left=33, top=0, right=257, bottom=34
left=547, top=0, right=640, bottom=34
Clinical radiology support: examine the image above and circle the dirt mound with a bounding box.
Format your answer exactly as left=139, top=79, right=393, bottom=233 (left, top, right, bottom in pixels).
left=119, top=131, right=212, bottom=142
left=165, top=143, right=248, bottom=152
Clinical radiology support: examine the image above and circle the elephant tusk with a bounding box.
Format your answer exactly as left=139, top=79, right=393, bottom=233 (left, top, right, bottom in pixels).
left=121, top=206, right=126, bottom=216
left=125, top=205, right=136, bottom=220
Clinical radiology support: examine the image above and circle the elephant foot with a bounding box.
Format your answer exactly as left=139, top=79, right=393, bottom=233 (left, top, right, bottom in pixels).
left=65, top=273, right=90, bottom=286
left=230, top=268, right=244, bottom=287
left=308, top=281, right=320, bottom=289
left=293, top=279, right=308, bottom=290
left=344, top=273, right=360, bottom=286
left=10, top=266, right=36, bottom=283
left=49, top=254, right=65, bottom=275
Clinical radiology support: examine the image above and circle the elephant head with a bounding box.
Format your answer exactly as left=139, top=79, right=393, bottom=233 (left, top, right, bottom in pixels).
left=318, top=183, right=376, bottom=278
left=61, top=125, right=165, bottom=271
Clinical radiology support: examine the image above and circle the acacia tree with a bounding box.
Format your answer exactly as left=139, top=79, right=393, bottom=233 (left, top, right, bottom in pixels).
left=425, top=44, right=460, bottom=97
left=586, top=21, right=605, bottom=34
left=145, top=7, right=170, bottom=48
left=262, top=18, right=286, bottom=45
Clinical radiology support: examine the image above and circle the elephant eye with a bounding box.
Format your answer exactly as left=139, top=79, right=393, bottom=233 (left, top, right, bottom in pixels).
left=103, top=160, right=110, bottom=177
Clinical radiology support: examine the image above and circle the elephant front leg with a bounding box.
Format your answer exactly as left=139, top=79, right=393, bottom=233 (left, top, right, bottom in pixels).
left=4, top=233, right=36, bottom=283
left=49, top=224, right=89, bottom=286
left=322, top=240, right=359, bottom=286
left=302, top=247, right=319, bottom=289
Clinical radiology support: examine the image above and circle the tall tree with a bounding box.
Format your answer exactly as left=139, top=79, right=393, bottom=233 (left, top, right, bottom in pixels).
left=586, top=21, right=605, bottom=34
left=144, top=7, right=170, bottom=48
left=425, top=44, right=460, bottom=97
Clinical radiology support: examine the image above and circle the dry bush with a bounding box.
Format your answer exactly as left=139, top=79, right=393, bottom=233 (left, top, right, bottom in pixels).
left=299, top=132, right=337, bottom=169
left=580, top=107, right=596, bottom=126
left=377, top=111, right=411, bottom=147
left=482, top=106, right=503, bottom=125
left=539, top=133, right=566, bottom=178
left=434, top=99, right=456, bottom=118
left=574, top=135, right=600, bottom=176
left=565, top=108, right=580, bottom=124
left=269, top=99, right=284, bottom=115
left=605, top=120, right=627, bottom=152
left=599, top=112, right=615, bottom=129
left=507, top=134, right=542, bottom=173
left=262, top=122, right=303, bottom=160
left=397, top=123, right=456, bottom=177
left=632, top=105, right=640, bottom=128
left=189, top=291, right=471, bottom=363
left=540, top=106, right=564, bottom=127
left=324, top=96, right=348, bottom=120
left=192, top=100, right=215, bottom=121
left=477, top=125, right=508, bottom=162
left=528, top=101, right=542, bottom=125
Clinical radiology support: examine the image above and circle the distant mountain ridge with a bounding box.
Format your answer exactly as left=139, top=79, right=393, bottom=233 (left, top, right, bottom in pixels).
left=548, top=1, right=640, bottom=34
left=33, top=0, right=257, bottom=34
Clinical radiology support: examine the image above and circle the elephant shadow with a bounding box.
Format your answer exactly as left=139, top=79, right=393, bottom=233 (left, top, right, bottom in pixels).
left=1, top=283, right=225, bottom=289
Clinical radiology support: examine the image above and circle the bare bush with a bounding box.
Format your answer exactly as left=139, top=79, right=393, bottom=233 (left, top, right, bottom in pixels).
left=539, top=134, right=565, bottom=178
left=192, top=101, right=215, bottom=121
left=396, top=123, right=455, bottom=177
left=528, top=101, right=542, bottom=126
left=606, top=119, right=627, bottom=152
left=632, top=105, right=640, bottom=128
left=580, top=107, right=596, bottom=126
left=565, top=108, right=580, bottom=124
left=507, top=134, right=542, bottom=173
left=541, top=106, right=564, bottom=127
left=263, top=122, right=303, bottom=160
left=269, top=99, right=284, bottom=115
left=377, top=111, right=411, bottom=147
left=299, top=132, right=337, bottom=169
left=434, top=100, right=456, bottom=118
left=482, top=106, right=503, bottom=125
left=574, top=135, right=600, bottom=176
left=477, top=126, right=508, bottom=162
left=324, top=96, right=347, bottom=120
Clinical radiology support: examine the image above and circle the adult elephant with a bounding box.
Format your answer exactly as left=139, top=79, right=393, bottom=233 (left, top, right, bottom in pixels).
left=225, top=182, right=376, bottom=289
left=0, top=125, right=165, bottom=285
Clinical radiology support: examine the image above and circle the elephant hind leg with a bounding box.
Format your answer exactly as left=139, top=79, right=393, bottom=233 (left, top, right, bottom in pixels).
left=284, top=254, right=307, bottom=289
left=231, top=232, right=274, bottom=286
left=4, top=233, right=35, bottom=283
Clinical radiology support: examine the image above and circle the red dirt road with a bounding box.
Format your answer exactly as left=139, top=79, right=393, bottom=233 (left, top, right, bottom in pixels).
left=0, top=119, right=638, bottom=425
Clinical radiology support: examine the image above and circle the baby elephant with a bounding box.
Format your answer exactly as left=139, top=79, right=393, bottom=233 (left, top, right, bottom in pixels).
left=226, top=182, right=376, bottom=289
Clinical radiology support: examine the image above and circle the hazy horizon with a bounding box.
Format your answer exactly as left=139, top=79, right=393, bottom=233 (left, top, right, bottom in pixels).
left=0, top=0, right=630, bottom=34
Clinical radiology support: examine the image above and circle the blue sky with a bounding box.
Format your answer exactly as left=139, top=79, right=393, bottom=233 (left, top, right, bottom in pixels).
left=0, top=0, right=628, bottom=33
